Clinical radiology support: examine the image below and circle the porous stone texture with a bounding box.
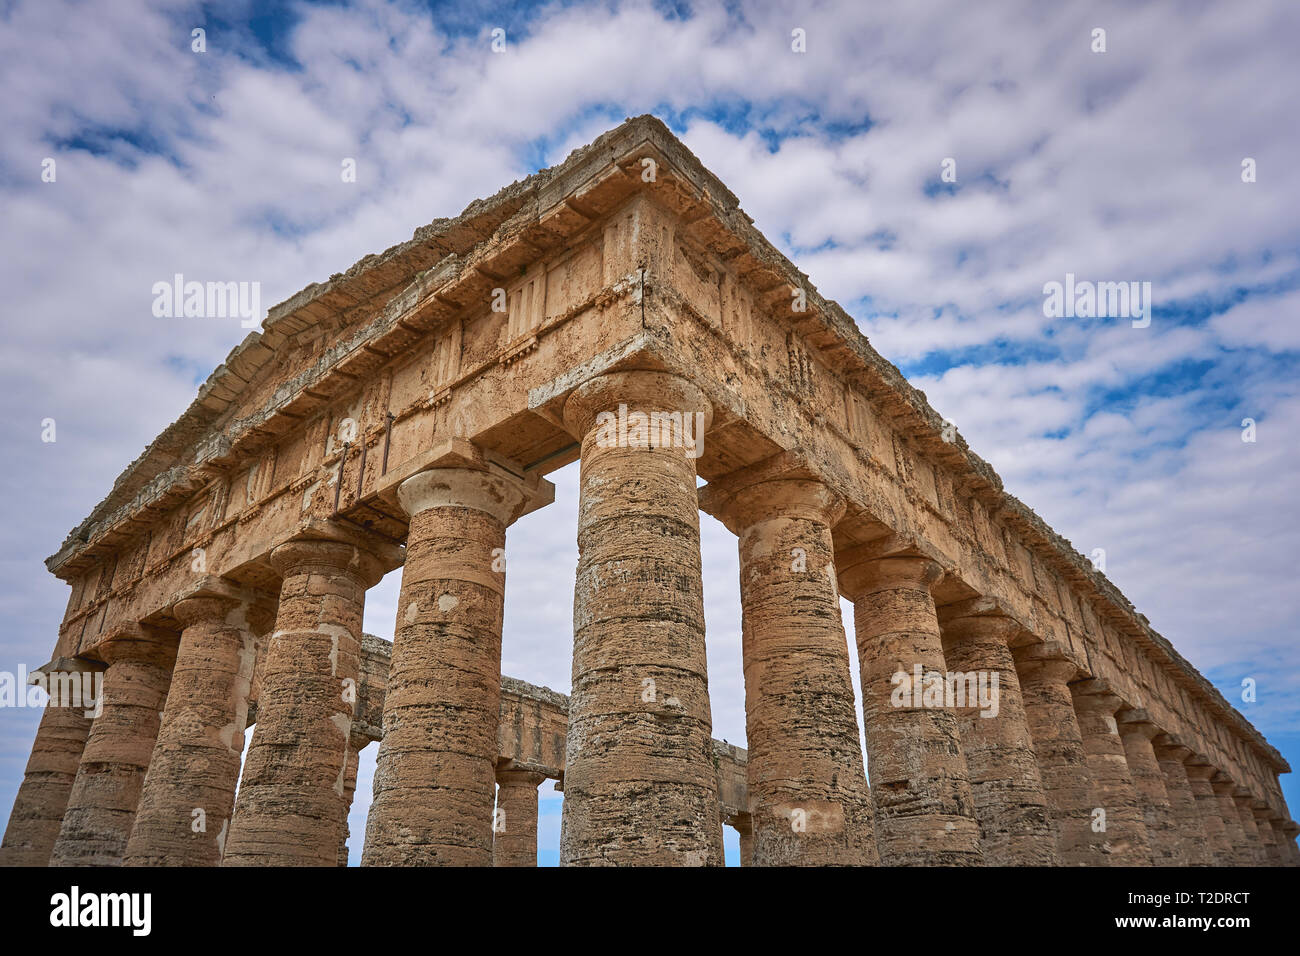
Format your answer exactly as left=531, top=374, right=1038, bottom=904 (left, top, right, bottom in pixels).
left=1252, top=809, right=1283, bottom=865
left=1152, top=739, right=1210, bottom=866
left=1117, top=710, right=1183, bottom=865
left=1070, top=683, right=1152, bottom=865
left=559, top=371, right=724, bottom=866
left=1232, top=791, right=1266, bottom=864
left=1210, top=774, right=1249, bottom=867
left=492, top=767, right=546, bottom=867
left=839, top=555, right=982, bottom=866
left=362, top=467, right=526, bottom=866
left=338, top=743, right=361, bottom=866
left=222, top=538, right=384, bottom=866
left=1013, top=645, right=1105, bottom=866
left=939, top=610, right=1057, bottom=865
left=50, top=630, right=177, bottom=866
left=1183, top=761, right=1231, bottom=865
left=0, top=698, right=94, bottom=865
left=720, top=478, right=877, bottom=866
left=124, top=596, right=257, bottom=866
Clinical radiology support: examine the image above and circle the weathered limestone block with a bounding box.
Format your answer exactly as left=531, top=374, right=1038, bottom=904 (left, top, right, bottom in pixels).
left=0, top=690, right=96, bottom=866
left=223, top=538, right=388, bottom=866
left=1152, top=738, right=1210, bottom=866
left=838, top=554, right=982, bottom=866
left=50, top=628, right=177, bottom=866
left=363, top=466, right=533, bottom=867
left=1013, top=644, right=1106, bottom=866
left=1070, top=682, right=1152, bottom=865
left=1232, top=790, right=1266, bottom=864
left=1183, top=760, right=1231, bottom=866
left=559, top=370, right=724, bottom=866
left=939, top=604, right=1057, bottom=866
left=124, top=594, right=260, bottom=866
left=492, top=767, right=547, bottom=867
left=1210, top=774, right=1251, bottom=867
left=712, top=477, right=877, bottom=866
left=729, top=812, right=754, bottom=867
left=1116, top=709, right=1183, bottom=866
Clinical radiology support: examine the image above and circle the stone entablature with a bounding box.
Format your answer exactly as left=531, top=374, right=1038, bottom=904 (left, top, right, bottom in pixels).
left=11, top=116, right=1293, bottom=867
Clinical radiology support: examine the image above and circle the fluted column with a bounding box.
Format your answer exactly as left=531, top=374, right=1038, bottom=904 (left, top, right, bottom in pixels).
left=1210, top=774, right=1250, bottom=867
left=124, top=594, right=259, bottom=866
left=363, top=466, right=535, bottom=866
left=709, top=477, right=876, bottom=866
left=938, top=604, right=1056, bottom=865
left=0, top=676, right=97, bottom=866
left=50, top=627, right=177, bottom=866
left=1152, top=738, right=1209, bottom=865
left=559, top=371, right=723, bottom=866
left=223, top=537, right=389, bottom=866
left=838, top=552, right=982, bottom=866
left=492, top=768, right=546, bottom=867
left=1232, top=790, right=1266, bottom=864
left=1253, top=808, right=1283, bottom=865
left=1116, top=710, right=1182, bottom=865
left=1184, top=761, right=1231, bottom=865
left=1012, top=643, right=1105, bottom=865
left=1070, top=683, right=1151, bottom=865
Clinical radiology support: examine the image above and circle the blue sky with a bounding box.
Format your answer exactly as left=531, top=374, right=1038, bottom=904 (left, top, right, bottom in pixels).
left=1, top=0, right=1297, bottom=865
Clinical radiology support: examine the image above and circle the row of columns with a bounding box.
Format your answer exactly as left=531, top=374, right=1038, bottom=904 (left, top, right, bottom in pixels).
left=3, top=369, right=1296, bottom=867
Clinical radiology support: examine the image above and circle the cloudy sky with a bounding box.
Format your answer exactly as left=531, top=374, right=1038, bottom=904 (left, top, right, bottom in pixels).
left=1, top=0, right=1297, bottom=867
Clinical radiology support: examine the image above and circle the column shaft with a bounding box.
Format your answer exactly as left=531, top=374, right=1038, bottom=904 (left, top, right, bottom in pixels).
left=493, top=769, right=545, bottom=867
left=223, top=539, right=385, bottom=866
left=840, top=555, right=982, bottom=866
left=124, top=596, right=257, bottom=866
left=1253, top=811, right=1282, bottom=865
left=1116, top=713, right=1182, bottom=865
left=1232, top=794, right=1266, bottom=864
left=1211, top=776, right=1250, bottom=867
left=1013, top=647, right=1105, bottom=865
left=0, top=694, right=95, bottom=866
left=338, top=744, right=361, bottom=866
left=50, top=632, right=176, bottom=866
left=940, top=611, right=1057, bottom=865
left=724, top=479, right=876, bottom=865
left=559, top=372, right=723, bottom=866
left=1184, top=762, right=1231, bottom=865
left=363, top=467, right=525, bottom=866
left=1152, top=740, right=1209, bottom=866
left=1070, top=685, right=1151, bottom=865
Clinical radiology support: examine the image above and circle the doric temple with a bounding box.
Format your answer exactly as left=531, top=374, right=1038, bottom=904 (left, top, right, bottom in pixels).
left=2, top=116, right=1294, bottom=867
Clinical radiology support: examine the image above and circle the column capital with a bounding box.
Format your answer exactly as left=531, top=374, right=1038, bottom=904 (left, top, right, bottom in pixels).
left=397, top=465, right=541, bottom=526
left=93, top=623, right=178, bottom=666
left=1012, top=641, right=1084, bottom=685
left=1116, top=708, right=1161, bottom=739
left=562, top=370, right=713, bottom=439
left=495, top=766, right=548, bottom=789
left=1069, top=681, right=1125, bottom=716
left=701, top=477, right=845, bottom=534
left=171, top=594, right=243, bottom=629
left=1183, top=761, right=1218, bottom=782
left=837, top=551, right=942, bottom=600
left=270, top=537, right=391, bottom=588
left=1152, top=734, right=1193, bottom=761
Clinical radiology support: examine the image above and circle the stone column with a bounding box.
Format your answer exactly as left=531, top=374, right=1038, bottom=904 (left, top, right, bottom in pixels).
left=837, top=552, right=982, bottom=866
left=1070, top=682, right=1152, bottom=865
left=1152, top=737, right=1209, bottom=866
left=124, top=594, right=258, bottom=866
left=492, top=767, right=546, bottom=867
left=1279, top=821, right=1300, bottom=866
left=1184, top=760, right=1231, bottom=865
left=1210, top=774, right=1250, bottom=867
left=1253, top=808, right=1283, bottom=865
left=50, top=627, right=177, bottom=866
left=938, top=603, right=1056, bottom=866
left=337, top=738, right=365, bottom=867
left=559, top=371, right=723, bottom=866
left=710, top=478, right=876, bottom=866
left=1116, top=710, right=1182, bottom=865
left=363, top=466, right=533, bottom=866
left=223, top=537, right=389, bottom=866
left=731, top=812, right=754, bottom=867
left=1232, top=790, right=1266, bottom=864
left=1012, top=643, right=1105, bottom=866
left=0, top=678, right=97, bottom=866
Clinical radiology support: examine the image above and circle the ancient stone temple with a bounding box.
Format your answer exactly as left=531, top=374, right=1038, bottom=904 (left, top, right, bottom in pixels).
left=2, top=116, right=1295, bottom=867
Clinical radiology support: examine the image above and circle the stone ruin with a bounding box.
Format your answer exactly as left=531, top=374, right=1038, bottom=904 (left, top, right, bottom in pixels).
left=2, top=116, right=1294, bottom=867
